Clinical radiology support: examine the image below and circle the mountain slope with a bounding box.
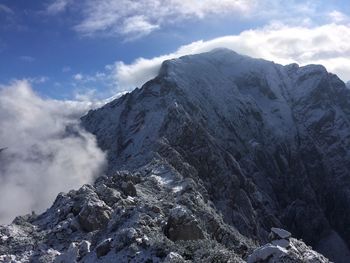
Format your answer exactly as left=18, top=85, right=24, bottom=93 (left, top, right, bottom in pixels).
left=1, top=49, right=350, bottom=262
left=82, top=49, right=350, bottom=262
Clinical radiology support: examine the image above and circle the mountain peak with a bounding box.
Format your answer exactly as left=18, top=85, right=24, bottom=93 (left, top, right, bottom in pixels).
left=82, top=50, right=350, bottom=262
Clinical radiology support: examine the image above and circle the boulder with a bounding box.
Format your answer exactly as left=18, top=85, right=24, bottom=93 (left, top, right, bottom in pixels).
left=121, top=181, right=137, bottom=197
left=247, top=243, right=287, bottom=263
left=96, top=238, right=112, bottom=258
left=164, top=206, right=204, bottom=241
left=78, top=200, right=112, bottom=232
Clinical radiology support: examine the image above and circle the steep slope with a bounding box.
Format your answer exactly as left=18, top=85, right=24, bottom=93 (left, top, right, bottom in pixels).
left=82, top=49, right=350, bottom=262
left=0, top=49, right=349, bottom=262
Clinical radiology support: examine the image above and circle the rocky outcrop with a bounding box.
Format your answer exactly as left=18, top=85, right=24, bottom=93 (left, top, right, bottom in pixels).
left=248, top=228, right=330, bottom=263
left=0, top=167, right=253, bottom=262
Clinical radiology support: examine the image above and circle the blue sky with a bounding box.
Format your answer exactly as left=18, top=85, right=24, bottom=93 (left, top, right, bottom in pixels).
left=1, top=0, right=350, bottom=100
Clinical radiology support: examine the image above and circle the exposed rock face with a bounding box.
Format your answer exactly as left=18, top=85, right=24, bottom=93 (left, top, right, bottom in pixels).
left=1, top=49, right=349, bottom=262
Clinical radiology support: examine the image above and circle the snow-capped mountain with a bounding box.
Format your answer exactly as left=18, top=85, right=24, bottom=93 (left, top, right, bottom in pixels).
left=1, top=48, right=350, bottom=262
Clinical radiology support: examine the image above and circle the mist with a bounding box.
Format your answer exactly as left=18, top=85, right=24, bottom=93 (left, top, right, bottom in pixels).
left=0, top=80, right=106, bottom=224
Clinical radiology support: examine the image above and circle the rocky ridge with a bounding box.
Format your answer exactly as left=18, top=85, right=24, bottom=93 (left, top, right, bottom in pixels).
left=0, top=167, right=329, bottom=262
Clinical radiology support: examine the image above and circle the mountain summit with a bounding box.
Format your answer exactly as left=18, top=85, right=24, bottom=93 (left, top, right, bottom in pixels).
left=2, top=49, right=350, bottom=262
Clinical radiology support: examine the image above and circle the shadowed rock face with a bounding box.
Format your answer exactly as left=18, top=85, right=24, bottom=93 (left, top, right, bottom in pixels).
left=0, top=49, right=347, bottom=262
left=82, top=49, right=350, bottom=261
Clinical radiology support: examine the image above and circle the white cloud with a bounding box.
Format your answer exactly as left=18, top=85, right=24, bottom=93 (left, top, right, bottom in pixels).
left=47, top=0, right=72, bottom=14
left=111, top=23, right=350, bottom=91
left=120, top=16, right=160, bottom=40
left=48, top=0, right=324, bottom=40
left=73, top=0, right=256, bottom=38
left=0, top=80, right=106, bottom=224
left=73, top=73, right=83, bottom=81
left=328, top=10, right=349, bottom=23
left=27, top=76, right=50, bottom=84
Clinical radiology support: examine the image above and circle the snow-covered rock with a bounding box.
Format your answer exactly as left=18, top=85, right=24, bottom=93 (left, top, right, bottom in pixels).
left=248, top=238, right=330, bottom=263
left=248, top=243, right=288, bottom=263
left=271, top=239, right=290, bottom=248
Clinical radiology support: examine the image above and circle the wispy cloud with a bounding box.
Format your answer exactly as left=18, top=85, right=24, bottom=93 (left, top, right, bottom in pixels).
left=328, top=10, right=350, bottom=23
left=69, top=65, right=120, bottom=99
left=46, top=0, right=327, bottom=40
left=0, top=4, right=13, bottom=14
left=0, top=80, right=106, bottom=224
left=62, top=66, right=71, bottom=73
left=109, top=23, right=350, bottom=91
left=49, top=0, right=256, bottom=39
left=19, top=55, right=35, bottom=62
left=27, top=76, right=49, bottom=84
left=119, top=15, right=160, bottom=41
left=46, top=0, right=72, bottom=14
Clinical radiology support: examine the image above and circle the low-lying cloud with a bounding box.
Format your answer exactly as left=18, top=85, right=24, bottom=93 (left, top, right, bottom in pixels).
left=112, top=23, right=350, bottom=91
left=0, top=80, right=106, bottom=224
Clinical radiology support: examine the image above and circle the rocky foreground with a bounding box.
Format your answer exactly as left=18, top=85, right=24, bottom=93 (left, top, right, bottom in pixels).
left=0, top=169, right=329, bottom=262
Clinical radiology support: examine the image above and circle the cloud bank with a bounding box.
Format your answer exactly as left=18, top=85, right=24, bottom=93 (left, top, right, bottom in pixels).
left=112, top=23, right=350, bottom=90
left=47, top=0, right=324, bottom=40
left=0, top=80, right=106, bottom=224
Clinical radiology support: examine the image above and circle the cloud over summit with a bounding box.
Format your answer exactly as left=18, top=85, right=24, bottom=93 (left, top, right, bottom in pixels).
left=111, top=23, right=350, bottom=91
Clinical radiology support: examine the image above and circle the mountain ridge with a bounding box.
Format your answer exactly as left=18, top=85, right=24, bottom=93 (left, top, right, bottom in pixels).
left=1, top=48, right=350, bottom=262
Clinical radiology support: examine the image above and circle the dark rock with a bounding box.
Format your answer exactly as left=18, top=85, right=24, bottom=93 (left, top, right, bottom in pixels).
left=121, top=181, right=137, bottom=197
left=164, top=206, right=204, bottom=241
left=96, top=238, right=112, bottom=258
